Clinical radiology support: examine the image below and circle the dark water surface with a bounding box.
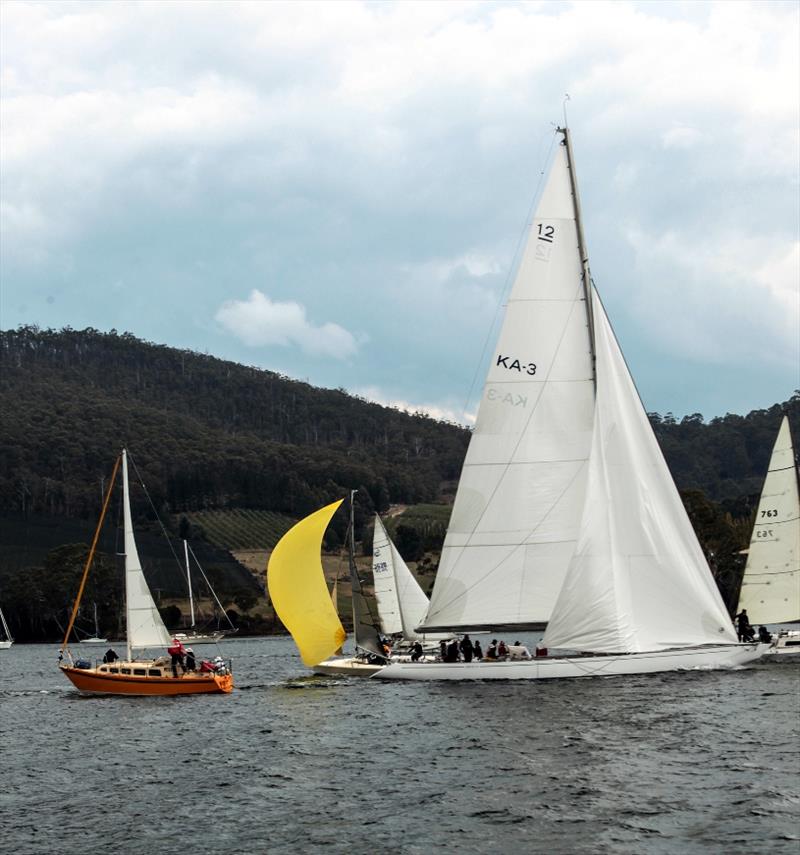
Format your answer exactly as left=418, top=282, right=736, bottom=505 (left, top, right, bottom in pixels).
left=2, top=636, right=798, bottom=855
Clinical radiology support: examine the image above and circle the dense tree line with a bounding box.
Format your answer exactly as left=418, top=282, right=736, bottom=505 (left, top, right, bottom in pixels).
left=0, top=326, right=471, bottom=522
left=650, top=399, right=800, bottom=503
left=3, top=327, right=796, bottom=523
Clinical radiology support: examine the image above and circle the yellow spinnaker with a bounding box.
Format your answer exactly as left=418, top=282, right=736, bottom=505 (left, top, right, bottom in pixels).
left=267, top=499, right=347, bottom=666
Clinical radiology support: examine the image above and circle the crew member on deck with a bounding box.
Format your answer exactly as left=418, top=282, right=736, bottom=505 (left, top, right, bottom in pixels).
left=735, top=609, right=754, bottom=642
left=509, top=641, right=532, bottom=660
left=459, top=634, right=474, bottom=663
left=168, top=637, right=186, bottom=678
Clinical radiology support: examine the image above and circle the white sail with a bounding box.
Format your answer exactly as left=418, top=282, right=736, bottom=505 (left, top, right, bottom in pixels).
left=372, top=516, right=404, bottom=635
left=122, top=450, right=172, bottom=653
left=0, top=606, right=12, bottom=646
left=738, top=416, right=800, bottom=623
left=542, top=290, right=738, bottom=653
left=420, top=141, right=595, bottom=631
left=372, top=515, right=445, bottom=641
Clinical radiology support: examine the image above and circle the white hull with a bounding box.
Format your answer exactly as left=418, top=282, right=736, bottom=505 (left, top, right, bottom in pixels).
left=0, top=640, right=12, bottom=650
left=173, top=631, right=226, bottom=645
left=312, top=657, right=386, bottom=677
left=374, top=644, right=766, bottom=681
left=80, top=637, right=108, bottom=645
left=763, top=631, right=800, bottom=658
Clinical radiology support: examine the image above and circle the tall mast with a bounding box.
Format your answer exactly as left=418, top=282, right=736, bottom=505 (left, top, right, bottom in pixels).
left=347, top=490, right=386, bottom=658
left=558, top=124, right=596, bottom=381
left=184, top=539, right=195, bottom=628
left=348, top=488, right=357, bottom=633
left=122, top=449, right=132, bottom=663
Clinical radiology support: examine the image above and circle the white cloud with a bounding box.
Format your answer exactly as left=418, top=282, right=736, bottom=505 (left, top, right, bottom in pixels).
left=215, top=289, right=360, bottom=359
left=1, top=0, right=797, bottom=417
left=354, top=385, right=475, bottom=427
left=624, top=227, right=800, bottom=367
left=662, top=125, right=704, bottom=150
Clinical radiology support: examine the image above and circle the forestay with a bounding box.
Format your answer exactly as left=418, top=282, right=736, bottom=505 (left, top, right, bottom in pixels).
left=122, top=451, right=172, bottom=652
left=541, top=290, right=738, bottom=653
left=421, top=141, right=595, bottom=631
left=738, top=416, right=800, bottom=624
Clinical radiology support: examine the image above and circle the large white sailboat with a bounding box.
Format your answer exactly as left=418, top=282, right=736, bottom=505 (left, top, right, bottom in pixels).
left=737, top=415, right=800, bottom=656
left=377, top=126, right=765, bottom=681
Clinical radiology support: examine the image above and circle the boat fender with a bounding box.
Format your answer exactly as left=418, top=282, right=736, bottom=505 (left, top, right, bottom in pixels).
left=74, top=659, right=92, bottom=669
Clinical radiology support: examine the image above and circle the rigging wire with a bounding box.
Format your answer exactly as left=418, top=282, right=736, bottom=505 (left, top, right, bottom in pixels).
left=128, top=452, right=236, bottom=630
left=187, top=543, right=237, bottom=631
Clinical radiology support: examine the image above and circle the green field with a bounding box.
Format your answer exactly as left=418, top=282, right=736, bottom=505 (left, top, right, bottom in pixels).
left=384, top=503, right=452, bottom=541
left=183, top=508, right=296, bottom=551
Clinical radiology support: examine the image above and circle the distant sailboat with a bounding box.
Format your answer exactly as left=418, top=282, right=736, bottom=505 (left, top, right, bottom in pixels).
left=371, top=514, right=451, bottom=652
left=737, top=415, right=800, bottom=656
left=0, top=606, right=13, bottom=650
left=377, top=126, right=765, bottom=681
left=79, top=602, right=108, bottom=645
left=267, top=496, right=388, bottom=677
left=59, top=450, right=233, bottom=695
left=172, top=540, right=234, bottom=645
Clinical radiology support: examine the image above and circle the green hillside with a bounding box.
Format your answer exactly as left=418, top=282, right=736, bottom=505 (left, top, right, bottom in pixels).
left=0, top=326, right=471, bottom=528
left=1, top=324, right=798, bottom=641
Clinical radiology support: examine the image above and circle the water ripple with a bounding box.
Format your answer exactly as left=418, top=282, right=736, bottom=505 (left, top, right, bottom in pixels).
left=1, top=638, right=798, bottom=855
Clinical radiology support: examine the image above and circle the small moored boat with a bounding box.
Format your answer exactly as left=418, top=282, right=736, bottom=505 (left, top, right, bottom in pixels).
left=0, top=606, right=13, bottom=650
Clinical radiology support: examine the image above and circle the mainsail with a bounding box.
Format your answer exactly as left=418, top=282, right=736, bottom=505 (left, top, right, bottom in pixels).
left=122, top=450, right=172, bottom=655
left=737, top=415, right=800, bottom=624
left=267, top=500, right=347, bottom=667
left=541, top=291, right=738, bottom=653
left=420, top=139, right=595, bottom=631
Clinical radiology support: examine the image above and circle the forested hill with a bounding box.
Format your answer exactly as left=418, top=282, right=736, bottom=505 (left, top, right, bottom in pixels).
left=650, top=399, right=800, bottom=506
left=1, top=325, right=798, bottom=526
left=0, top=326, right=470, bottom=523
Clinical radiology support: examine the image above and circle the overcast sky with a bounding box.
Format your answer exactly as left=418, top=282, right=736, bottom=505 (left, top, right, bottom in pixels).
left=2, top=0, right=798, bottom=422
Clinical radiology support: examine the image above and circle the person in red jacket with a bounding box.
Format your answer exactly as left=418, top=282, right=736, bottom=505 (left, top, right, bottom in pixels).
left=167, top=637, right=186, bottom=678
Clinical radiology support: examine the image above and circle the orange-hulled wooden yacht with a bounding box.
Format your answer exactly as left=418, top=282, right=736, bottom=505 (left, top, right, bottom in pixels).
left=59, top=450, right=233, bottom=696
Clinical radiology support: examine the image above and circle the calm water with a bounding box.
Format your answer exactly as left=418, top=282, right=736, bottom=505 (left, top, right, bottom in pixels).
left=2, top=635, right=798, bottom=855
